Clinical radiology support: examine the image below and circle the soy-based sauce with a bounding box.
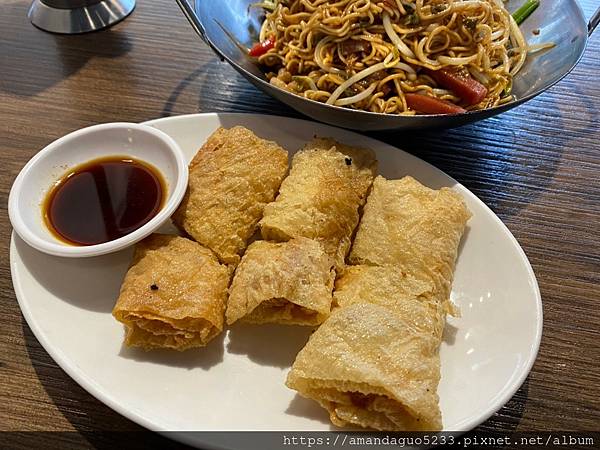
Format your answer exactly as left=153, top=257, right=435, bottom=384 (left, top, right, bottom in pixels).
left=43, top=156, right=165, bottom=246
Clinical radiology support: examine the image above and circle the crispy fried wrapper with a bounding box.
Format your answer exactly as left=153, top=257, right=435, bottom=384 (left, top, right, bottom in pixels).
left=172, top=126, right=288, bottom=266
left=333, top=265, right=446, bottom=340
left=112, top=234, right=230, bottom=351
left=286, top=302, right=442, bottom=431
left=259, top=138, right=377, bottom=268
left=226, top=238, right=335, bottom=326
left=349, top=176, right=471, bottom=303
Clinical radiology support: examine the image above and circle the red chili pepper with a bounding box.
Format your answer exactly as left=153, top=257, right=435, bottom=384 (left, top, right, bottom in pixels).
left=405, top=93, right=466, bottom=115
left=248, top=37, right=275, bottom=57
left=425, top=68, right=488, bottom=106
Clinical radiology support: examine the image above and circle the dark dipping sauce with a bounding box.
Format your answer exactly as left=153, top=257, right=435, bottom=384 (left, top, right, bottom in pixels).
left=43, top=156, right=165, bottom=246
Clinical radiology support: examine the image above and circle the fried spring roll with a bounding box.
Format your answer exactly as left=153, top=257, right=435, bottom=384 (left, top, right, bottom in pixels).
left=113, top=234, right=230, bottom=351
left=287, top=176, right=471, bottom=431
left=333, top=265, right=445, bottom=339
left=226, top=238, right=335, bottom=326
left=172, top=126, right=288, bottom=266
left=259, top=138, right=376, bottom=268
left=286, top=302, right=442, bottom=431
left=349, top=176, right=471, bottom=301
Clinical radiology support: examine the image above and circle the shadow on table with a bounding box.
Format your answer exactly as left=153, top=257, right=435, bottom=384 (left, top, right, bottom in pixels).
left=160, top=58, right=300, bottom=119
left=22, top=321, right=191, bottom=450
left=1, top=3, right=131, bottom=97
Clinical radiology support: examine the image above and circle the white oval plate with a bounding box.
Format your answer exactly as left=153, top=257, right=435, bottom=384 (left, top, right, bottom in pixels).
left=11, top=113, right=542, bottom=445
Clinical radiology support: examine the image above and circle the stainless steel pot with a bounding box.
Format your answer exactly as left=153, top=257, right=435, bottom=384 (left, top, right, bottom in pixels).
left=176, top=0, right=599, bottom=131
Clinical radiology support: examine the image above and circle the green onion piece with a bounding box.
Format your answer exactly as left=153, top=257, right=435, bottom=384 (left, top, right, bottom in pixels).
left=292, top=76, right=318, bottom=92
left=502, top=78, right=513, bottom=97
left=512, top=0, right=540, bottom=26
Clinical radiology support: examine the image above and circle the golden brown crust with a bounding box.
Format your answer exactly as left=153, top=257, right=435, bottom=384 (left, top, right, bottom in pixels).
left=349, top=176, right=471, bottom=302
left=112, top=234, right=230, bottom=351
left=172, top=126, right=289, bottom=266
left=285, top=176, right=470, bottom=431
left=226, top=238, right=335, bottom=326
left=333, top=265, right=446, bottom=340
left=286, top=303, right=442, bottom=431
left=259, top=138, right=377, bottom=268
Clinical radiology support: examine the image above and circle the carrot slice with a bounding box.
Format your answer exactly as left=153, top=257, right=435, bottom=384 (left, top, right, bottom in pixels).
left=425, top=68, right=488, bottom=106
left=405, top=93, right=466, bottom=115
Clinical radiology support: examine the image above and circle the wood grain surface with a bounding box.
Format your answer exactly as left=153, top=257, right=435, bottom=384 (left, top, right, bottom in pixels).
left=1, top=0, right=598, bottom=448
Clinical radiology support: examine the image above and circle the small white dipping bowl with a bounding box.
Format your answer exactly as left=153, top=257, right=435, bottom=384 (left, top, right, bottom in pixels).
left=8, top=122, right=189, bottom=258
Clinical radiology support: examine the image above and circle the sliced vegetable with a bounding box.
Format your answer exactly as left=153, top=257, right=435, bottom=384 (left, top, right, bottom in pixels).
left=512, top=0, right=540, bottom=26
left=425, top=68, right=488, bottom=105
left=502, top=78, right=513, bottom=97
left=248, top=37, right=275, bottom=57
left=405, top=93, right=466, bottom=115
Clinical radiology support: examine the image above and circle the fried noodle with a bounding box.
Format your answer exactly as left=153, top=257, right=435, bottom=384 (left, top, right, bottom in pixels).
left=254, top=0, right=532, bottom=114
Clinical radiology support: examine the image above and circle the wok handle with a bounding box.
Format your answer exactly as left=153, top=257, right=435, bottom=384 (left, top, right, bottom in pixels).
left=174, top=0, right=223, bottom=59
left=589, top=7, right=600, bottom=36
left=175, top=0, right=206, bottom=41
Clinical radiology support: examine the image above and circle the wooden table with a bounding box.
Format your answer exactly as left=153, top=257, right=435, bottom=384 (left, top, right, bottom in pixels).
left=1, top=0, right=598, bottom=448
